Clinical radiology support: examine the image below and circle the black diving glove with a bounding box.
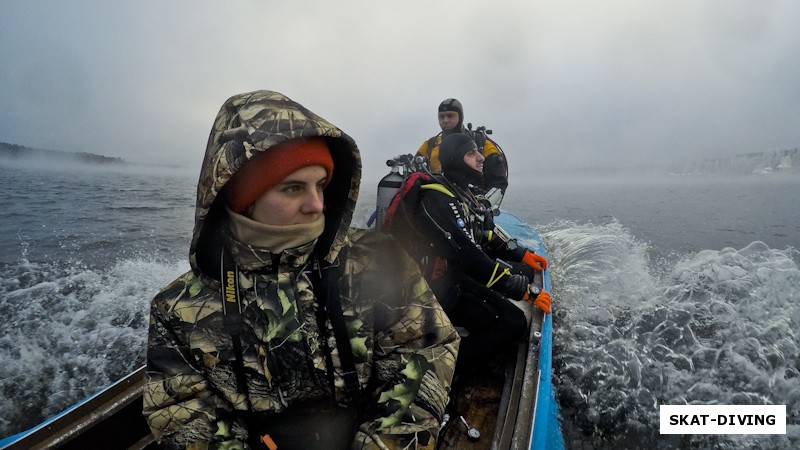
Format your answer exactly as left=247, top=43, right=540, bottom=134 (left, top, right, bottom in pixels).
left=496, top=273, right=529, bottom=301
left=507, top=261, right=535, bottom=283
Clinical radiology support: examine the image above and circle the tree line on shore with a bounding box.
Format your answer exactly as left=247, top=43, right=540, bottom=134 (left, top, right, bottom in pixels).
left=0, top=141, right=125, bottom=165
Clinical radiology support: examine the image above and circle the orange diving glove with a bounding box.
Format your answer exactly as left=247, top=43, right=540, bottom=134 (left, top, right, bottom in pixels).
left=261, top=435, right=278, bottom=450
left=522, top=250, right=548, bottom=271
left=523, top=289, right=552, bottom=314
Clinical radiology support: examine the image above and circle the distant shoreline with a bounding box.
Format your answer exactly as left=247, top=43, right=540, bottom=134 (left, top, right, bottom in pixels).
left=0, top=141, right=125, bottom=165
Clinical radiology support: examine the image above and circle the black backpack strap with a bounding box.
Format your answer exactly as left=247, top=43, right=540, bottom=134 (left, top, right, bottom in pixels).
left=311, top=248, right=361, bottom=403
left=424, top=132, right=444, bottom=163
left=427, top=133, right=439, bottom=153
left=220, top=249, right=253, bottom=410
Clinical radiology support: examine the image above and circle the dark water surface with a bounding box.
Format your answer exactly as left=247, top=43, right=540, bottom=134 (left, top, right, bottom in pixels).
left=2, top=161, right=798, bottom=448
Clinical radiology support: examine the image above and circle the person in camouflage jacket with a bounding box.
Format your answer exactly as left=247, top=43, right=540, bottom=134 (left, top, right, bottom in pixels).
left=143, top=90, right=460, bottom=449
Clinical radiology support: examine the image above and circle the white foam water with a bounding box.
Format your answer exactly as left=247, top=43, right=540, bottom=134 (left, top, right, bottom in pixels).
left=542, top=220, right=799, bottom=449
left=2, top=167, right=798, bottom=445
left=0, top=256, right=188, bottom=433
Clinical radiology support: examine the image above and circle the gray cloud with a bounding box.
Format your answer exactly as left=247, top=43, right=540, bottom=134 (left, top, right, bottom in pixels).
left=2, top=1, right=799, bottom=180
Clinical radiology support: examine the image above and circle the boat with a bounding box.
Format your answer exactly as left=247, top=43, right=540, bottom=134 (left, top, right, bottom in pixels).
left=436, top=211, right=564, bottom=450
left=0, top=366, right=156, bottom=450
left=0, top=211, right=562, bottom=450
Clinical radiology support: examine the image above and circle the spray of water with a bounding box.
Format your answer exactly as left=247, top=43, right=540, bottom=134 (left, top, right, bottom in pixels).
left=541, top=220, right=799, bottom=449
left=0, top=257, right=188, bottom=435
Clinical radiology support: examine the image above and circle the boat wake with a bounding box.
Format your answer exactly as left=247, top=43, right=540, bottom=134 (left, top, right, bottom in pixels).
left=540, top=219, right=799, bottom=449
left=1, top=208, right=798, bottom=448
left=0, top=257, right=188, bottom=436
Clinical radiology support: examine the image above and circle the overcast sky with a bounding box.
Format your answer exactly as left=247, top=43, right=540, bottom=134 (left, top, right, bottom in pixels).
left=2, top=1, right=799, bottom=180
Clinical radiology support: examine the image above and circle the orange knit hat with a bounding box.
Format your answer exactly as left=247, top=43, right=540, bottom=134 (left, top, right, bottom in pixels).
left=225, top=137, right=334, bottom=213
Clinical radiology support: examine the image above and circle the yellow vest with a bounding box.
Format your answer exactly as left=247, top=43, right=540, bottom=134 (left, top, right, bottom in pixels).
left=416, top=134, right=502, bottom=173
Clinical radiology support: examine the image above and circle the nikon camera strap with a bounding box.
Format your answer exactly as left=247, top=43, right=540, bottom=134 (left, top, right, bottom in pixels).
left=220, top=249, right=253, bottom=410
left=220, top=248, right=360, bottom=405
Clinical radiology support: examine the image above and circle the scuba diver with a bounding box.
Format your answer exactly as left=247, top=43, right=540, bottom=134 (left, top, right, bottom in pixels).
left=415, top=98, right=509, bottom=208
left=387, top=133, right=550, bottom=369
left=143, top=90, right=460, bottom=450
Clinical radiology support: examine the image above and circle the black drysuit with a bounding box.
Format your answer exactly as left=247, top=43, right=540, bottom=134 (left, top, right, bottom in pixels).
left=393, top=178, right=528, bottom=368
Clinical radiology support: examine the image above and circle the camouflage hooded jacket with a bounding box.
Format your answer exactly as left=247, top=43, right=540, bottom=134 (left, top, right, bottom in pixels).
left=143, top=91, right=460, bottom=449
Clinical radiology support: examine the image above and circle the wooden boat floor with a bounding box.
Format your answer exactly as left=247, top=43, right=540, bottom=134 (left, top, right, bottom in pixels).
left=439, top=270, right=544, bottom=450
left=438, top=362, right=507, bottom=450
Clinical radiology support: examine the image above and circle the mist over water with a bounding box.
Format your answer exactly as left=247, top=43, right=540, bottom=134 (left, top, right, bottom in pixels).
left=505, top=172, right=800, bottom=258
left=2, top=162, right=799, bottom=448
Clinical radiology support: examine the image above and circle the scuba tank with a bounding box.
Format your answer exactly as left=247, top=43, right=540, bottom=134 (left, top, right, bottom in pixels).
left=374, top=158, right=406, bottom=230
left=372, top=154, right=428, bottom=229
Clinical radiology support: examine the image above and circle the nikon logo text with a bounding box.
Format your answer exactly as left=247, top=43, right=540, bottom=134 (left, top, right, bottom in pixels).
left=225, top=270, right=236, bottom=303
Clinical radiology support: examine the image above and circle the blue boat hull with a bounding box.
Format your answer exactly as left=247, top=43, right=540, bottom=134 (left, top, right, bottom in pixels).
left=496, top=211, right=564, bottom=450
